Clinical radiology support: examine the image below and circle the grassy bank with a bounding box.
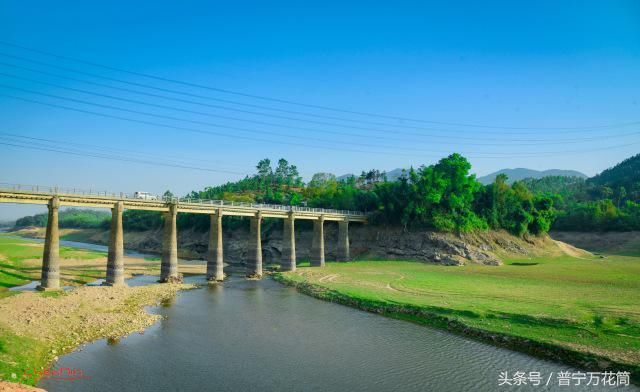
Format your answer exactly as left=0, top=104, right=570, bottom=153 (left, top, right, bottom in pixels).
left=0, top=233, right=109, bottom=298
left=11, top=227, right=109, bottom=246
left=275, top=252, right=640, bottom=377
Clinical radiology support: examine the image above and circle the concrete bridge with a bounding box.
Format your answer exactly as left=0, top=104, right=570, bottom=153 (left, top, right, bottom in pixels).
left=0, top=184, right=367, bottom=290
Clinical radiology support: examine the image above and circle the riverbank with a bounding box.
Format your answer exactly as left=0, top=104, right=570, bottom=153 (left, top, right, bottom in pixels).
left=0, top=233, right=110, bottom=297
left=0, top=233, right=157, bottom=298
left=0, top=232, right=207, bottom=298
left=9, top=226, right=576, bottom=267
left=0, top=233, right=199, bottom=387
left=274, top=253, right=640, bottom=380
left=0, top=283, right=195, bottom=386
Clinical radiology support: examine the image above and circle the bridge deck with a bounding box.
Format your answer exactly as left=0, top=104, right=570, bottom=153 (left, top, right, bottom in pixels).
left=0, top=188, right=367, bottom=222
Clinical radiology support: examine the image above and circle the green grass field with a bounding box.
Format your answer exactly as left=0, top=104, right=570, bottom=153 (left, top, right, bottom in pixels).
left=0, top=233, right=106, bottom=297
left=280, top=252, right=640, bottom=369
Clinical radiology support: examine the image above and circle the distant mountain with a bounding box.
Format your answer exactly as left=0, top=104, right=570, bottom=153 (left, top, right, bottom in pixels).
left=588, top=153, right=640, bottom=189
left=337, top=168, right=407, bottom=182
left=384, top=168, right=406, bottom=181
left=477, top=168, right=587, bottom=185
left=338, top=167, right=588, bottom=185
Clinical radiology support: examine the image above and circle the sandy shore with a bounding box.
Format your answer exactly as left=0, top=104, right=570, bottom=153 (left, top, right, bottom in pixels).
left=0, top=381, right=45, bottom=391
left=0, top=283, right=195, bottom=387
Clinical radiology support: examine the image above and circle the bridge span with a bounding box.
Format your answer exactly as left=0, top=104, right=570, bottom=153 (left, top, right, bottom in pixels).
left=0, top=184, right=367, bottom=290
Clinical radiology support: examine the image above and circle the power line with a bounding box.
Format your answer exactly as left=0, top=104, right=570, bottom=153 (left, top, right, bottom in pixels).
left=14, top=84, right=606, bottom=155
left=2, top=95, right=638, bottom=159
left=0, top=93, right=445, bottom=158
left=1, top=41, right=638, bottom=131
left=0, top=135, right=242, bottom=171
left=4, top=71, right=638, bottom=146
left=0, top=140, right=250, bottom=175
left=0, top=132, right=252, bottom=170
left=1, top=84, right=463, bottom=154
left=1, top=53, right=512, bottom=136
left=6, top=85, right=636, bottom=157
left=2, top=55, right=610, bottom=138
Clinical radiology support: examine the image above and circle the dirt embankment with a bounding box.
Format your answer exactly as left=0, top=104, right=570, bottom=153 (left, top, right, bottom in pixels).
left=551, top=231, right=640, bottom=254
left=16, top=226, right=582, bottom=266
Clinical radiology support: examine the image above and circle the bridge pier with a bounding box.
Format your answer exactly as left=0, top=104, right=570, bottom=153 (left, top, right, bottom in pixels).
left=337, top=219, right=350, bottom=261
left=280, top=211, right=296, bottom=272
left=207, top=209, right=224, bottom=281
left=37, top=197, right=60, bottom=291
left=311, top=215, right=325, bottom=267
left=160, top=203, right=181, bottom=283
left=104, top=201, right=125, bottom=286
left=246, top=211, right=263, bottom=278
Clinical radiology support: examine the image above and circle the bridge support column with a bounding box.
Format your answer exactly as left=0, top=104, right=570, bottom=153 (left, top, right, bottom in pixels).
left=337, top=219, right=350, bottom=261
left=311, top=215, right=325, bottom=267
left=246, top=211, right=263, bottom=278
left=37, top=197, right=60, bottom=291
left=160, top=203, right=181, bottom=283
left=104, top=201, right=125, bottom=286
left=207, top=209, right=224, bottom=281
left=280, top=212, right=296, bottom=272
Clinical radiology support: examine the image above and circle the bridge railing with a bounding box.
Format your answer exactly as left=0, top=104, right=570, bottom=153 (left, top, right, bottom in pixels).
left=0, top=183, right=366, bottom=216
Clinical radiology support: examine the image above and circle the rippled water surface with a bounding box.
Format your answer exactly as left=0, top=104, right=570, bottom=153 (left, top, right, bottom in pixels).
left=40, top=275, right=635, bottom=392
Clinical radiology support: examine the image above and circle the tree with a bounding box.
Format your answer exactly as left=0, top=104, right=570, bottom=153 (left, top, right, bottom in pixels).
left=373, top=154, right=486, bottom=232
left=309, top=173, right=337, bottom=188
left=274, top=158, right=302, bottom=187
left=274, top=158, right=290, bottom=185
left=617, top=186, right=627, bottom=208
left=163, top=190, right=175, bottom=200
left=256, top=158, right=272, bottom=178
left=173, top=153, right=566, bottom=235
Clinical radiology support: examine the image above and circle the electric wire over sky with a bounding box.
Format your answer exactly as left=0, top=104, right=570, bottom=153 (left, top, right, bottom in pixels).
left=0, top=40, right=639, bottom=175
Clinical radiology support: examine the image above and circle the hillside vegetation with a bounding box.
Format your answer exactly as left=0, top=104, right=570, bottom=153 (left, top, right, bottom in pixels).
left=477, top=168, right=587, bottom=185
left=14, top=208, right=110, bottom=230
left=109, top=154, right=555, bottom=237
left=14, top=153, right=640, bottom=234
left=520, top=154, right=640, bottom=231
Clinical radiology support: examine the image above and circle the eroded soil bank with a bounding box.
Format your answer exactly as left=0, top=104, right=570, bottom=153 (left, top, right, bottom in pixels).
left=551, top=231, right=640, bottom=255
left=14, top=226, right=582, bottom=266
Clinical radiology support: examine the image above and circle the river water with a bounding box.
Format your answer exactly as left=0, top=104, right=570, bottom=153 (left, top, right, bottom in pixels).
left=36, top=273, right=634, bottom=392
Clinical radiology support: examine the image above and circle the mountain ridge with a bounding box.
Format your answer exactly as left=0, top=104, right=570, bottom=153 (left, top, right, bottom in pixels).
left=338, top=167, right=588, bottom=185
left=477, top=168, right=588, bottom=185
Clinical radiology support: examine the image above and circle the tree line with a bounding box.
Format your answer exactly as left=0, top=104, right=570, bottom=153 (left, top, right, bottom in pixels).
left=518, top=152, right=640, bottom=232
left=106, top=154, right=555, bottom=236
left=14, top=153, right=639, bottom=234
left=14, top=208, right=110, bottom=229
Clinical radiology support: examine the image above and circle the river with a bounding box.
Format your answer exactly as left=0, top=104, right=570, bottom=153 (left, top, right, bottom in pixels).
left=36, top=273, right=634, bottom=391
left=3, top=233, right=631, bottom=391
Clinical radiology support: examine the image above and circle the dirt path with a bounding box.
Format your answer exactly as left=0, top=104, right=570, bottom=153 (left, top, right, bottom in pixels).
left=553, top=240, right=593, bottom=259
left=318, top=274, right=339, bottom=283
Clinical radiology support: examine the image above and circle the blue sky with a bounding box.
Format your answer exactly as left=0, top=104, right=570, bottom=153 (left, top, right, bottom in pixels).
left=1, top=0, right=639, bottom=219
